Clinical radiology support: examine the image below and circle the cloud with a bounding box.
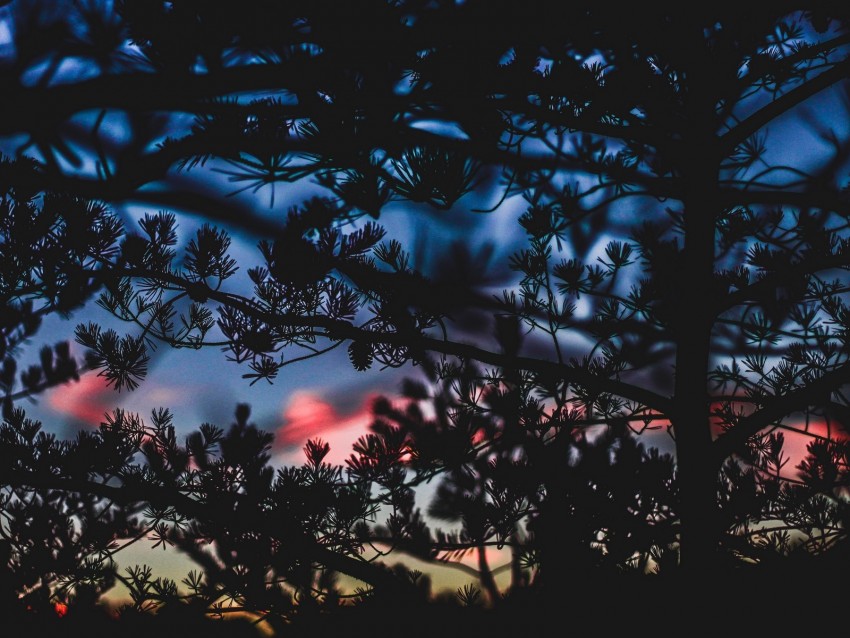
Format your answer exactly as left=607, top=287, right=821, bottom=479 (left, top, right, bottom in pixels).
left=708, top=403, right=850, bottom=479
left=274, top=391, right=380, bottom=465
left=46, top=373, right=188, bottom=426
left=778, top=420, right=850, bottom=477
left=47, top=373, right=117, bottom=424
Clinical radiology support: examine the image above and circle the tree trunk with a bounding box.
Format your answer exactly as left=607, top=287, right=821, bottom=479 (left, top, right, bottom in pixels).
left=476, top=543, right=500, bottom=605
left=532, top=435, right=593, bottom=600
left=532, top=493, right=574, bottom=591
left=674, top=31, right=723, bottom=576
left=509, top=530, right=527, bottom=590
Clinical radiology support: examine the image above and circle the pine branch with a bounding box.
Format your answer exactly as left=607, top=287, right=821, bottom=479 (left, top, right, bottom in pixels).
left=0, top=467, right=418, bottom=598
left=719, top=57, right=850, bottom=156
left=712, top=360, right=850, bottom=463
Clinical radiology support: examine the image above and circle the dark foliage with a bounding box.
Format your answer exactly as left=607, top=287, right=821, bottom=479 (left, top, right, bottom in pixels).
left=3, top=2, right=850, bottom=634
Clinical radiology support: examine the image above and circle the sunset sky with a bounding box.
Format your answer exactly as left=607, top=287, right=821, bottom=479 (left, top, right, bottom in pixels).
left=9, top=169, right=531, bottom=599
left=5, top=6, right=850, bottom=613
left=25, top=229, right=525, bottom=600
left=19, top=187, right=833, bottom=602
left=23, top=181, right=529, bottom=466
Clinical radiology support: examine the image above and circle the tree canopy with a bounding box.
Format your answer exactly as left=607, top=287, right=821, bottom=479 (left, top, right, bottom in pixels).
left=3, top=2, right=850, bottom=633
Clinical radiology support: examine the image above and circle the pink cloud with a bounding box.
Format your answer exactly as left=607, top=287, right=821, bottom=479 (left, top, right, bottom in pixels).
left=776, top=420, right=850, bottom=478
left=274, top=391, right=380, bottom=465
left=708, top=400, right=850, bottom=479
left=47, top=373, right=116, bottom=424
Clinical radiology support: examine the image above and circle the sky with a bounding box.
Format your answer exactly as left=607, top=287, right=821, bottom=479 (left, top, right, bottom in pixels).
left=13, top=93, right=849, bottom=604
left=6, top=4, right=850, bottom=612
left=17, top=151, right=836, bottom=604
left=8, top=149, right=534, bottom=602
left=21, top=171, right=530, bottom=461
left=15, top=193, right=531, bottom=603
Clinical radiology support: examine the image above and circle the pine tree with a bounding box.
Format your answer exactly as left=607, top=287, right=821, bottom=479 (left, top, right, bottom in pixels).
left=3, top=1, right=850, bottom=628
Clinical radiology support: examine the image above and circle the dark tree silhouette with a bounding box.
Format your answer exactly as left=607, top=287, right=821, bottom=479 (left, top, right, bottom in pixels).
left=4, top=1, right=850, bottom=632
